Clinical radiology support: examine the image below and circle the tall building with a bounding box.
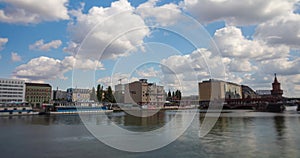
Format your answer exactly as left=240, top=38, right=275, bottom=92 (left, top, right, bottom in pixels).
left=67, top=88, right=91, bottom=102
left=198, top=79, right=242, bottom=102
left=114, top=84, right=126, bottom=103
left=25, top=83, right=52, bottom=108
left=123, top=79, right=165, bottom=105
left=271, top=73, right=283, bottom=97
left=0, top=78, right=25, bottom=103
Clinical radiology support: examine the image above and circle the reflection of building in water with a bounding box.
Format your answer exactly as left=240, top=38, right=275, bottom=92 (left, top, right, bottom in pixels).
left=123, top=111, right=165, bottom=127
left=115, top=79, right=165, bottom=106
left=198, top=79, right=242, bottom=102
left=273, top=116, right=286, bottom=138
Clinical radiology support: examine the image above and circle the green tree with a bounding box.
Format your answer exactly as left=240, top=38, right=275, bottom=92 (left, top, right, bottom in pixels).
left=168, top=90, right=171, bottom=98
left=178, top=90, right=182, bottom=100
left=97, top=84, right=103, bottom=102
left=104, top=86, right=116, bottom=103
left=175, top=90, right=182, bottom=100
left=172, top=91, right=175, bottom=100
left=90, top=87, right=96, bottom=101
left=176, top=90, right=182, bottom=100
left=167, top=90, right=172, bottom=101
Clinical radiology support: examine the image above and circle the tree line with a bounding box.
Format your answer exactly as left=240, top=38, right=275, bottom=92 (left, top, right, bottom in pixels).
left=95, top=84, right=116, bottom=103
left=166, top=89, right=182, bottom=101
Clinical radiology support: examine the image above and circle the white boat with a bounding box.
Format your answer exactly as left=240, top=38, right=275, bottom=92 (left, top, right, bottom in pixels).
left=0, top=102, right=35, bottom=116
left=285, top=105, right=297, bottom=111
left=48, top=106, right=113, bottom=114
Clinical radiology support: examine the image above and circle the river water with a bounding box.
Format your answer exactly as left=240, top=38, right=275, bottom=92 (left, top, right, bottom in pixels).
left=1, top=110, right=300, bottom=158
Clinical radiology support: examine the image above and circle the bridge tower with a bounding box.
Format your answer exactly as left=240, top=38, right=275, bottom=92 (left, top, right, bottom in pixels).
left=271, top=73, right=283, bottom=98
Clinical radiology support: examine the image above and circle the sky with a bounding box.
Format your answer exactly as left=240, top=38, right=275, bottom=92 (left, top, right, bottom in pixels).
left=0, top=0, right=300, bottom=97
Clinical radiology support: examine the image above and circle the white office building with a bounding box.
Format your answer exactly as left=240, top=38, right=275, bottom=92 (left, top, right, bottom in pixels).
left=0, top=78, right=25, bottom=103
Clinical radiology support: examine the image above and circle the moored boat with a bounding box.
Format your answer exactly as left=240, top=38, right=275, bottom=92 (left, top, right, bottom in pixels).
left=42, top=106, right=113, bottom=114
left=0, top=102, right=36, bottom=116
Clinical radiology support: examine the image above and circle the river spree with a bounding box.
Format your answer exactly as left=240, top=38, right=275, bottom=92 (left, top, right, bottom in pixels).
left=1, top=110, right=300, bottom=158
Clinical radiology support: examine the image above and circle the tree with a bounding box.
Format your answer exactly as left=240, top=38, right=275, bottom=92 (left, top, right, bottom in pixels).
left=172, top=91, right=175, bottom=100
left=90, top=87, right=96, bottom=102
left=103, top=86, right=116, bottom=103
left=175, top=90, right=182, bottom=100
left=168, top=90, right=171, bottom=98
left=178, top=90, right=182, bottom=100
left=97, top=84, right=103, bottom=102
left=167, top=90, right=172, bottom=101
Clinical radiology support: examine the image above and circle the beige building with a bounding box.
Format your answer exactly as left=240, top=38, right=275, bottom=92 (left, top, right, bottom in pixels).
left=198, top=79, right=242, bottom=102
left=123, top=79, right=165, bottom=105
left=25, top=83, right=52, bottom=108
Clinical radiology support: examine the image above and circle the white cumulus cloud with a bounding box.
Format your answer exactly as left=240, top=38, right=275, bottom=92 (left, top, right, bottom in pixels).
left=66, top=0, right=150, bottom=60
left=254, top=14, right=300, bottom=49
left=0, top=0, right=69, bottom=24
left=136, top=0, right=182, bottom=26
left=13, top=56, right=104, bottom=81
left=0, top=37, right=8, bottom=51
left=182, top=0, right=297, bottom=25
left=97, top=73, right=139, bottom=88
left=29, top=39, right=62, bottom=51
left=213, top=26, right=290, bottom=61
left=135, top=67, right=161, bottom=78
left=11, top=52, right=22, bottom=62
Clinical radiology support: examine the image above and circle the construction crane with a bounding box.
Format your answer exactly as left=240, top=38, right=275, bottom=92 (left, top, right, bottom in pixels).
left=118, top=77, right=126, bottom=84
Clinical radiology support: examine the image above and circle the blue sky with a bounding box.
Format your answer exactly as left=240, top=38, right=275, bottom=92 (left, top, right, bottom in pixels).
left=0, top=0, right=300, bottom=97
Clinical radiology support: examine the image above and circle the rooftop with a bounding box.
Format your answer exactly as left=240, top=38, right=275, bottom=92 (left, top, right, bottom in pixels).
left=25, top=82, right=51, bottom=87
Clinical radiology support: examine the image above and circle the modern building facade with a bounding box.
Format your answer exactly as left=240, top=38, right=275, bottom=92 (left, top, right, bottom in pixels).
left=198, top=79, right=242, bottom=102
left=67, top=88, right=91, bottom=102
left=0, top=78, right=25, bottom=103
left=122, top=79, right=165, bottom=105
left=25, top=83, right=52, bottom=108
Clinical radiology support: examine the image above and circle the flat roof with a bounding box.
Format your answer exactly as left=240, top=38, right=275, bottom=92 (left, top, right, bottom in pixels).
left=25, top=82, right=51, bottom=87
left=200, top=79, right=241, bottom=86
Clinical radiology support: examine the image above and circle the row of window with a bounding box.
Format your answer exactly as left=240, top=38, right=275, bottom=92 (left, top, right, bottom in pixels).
left=0, top=88, right=23, bottom=91
left=0, top=80, right=23, bottom=84
left=0, top=84, right=24, bottom=87
left=27, top=99, right=48, bottom=103
left=27, top=96, right=49, bottom=99
left=26, top=89, right=50, bottom=92
left=0, top=99, right=23, bottom=102
left=0, top=95, right=23, bottom=98
left=26, top=93, right=50, bottom=95
left=0, top=91, right=23, bottom=94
